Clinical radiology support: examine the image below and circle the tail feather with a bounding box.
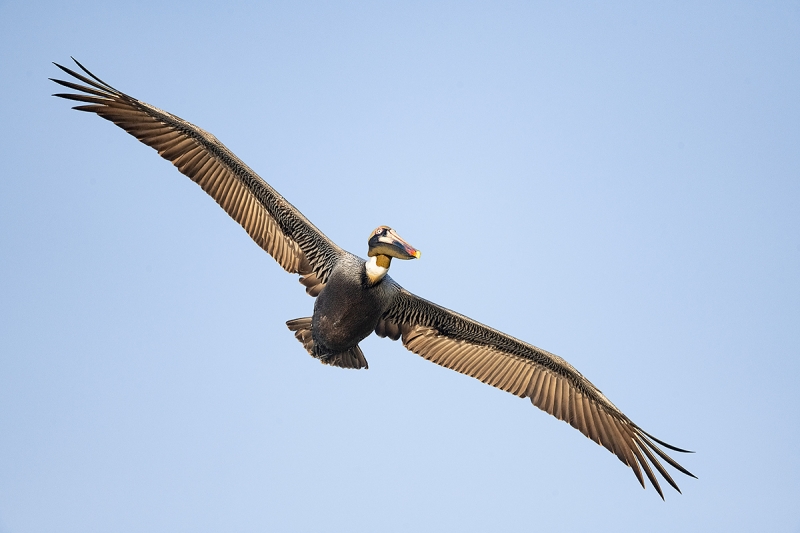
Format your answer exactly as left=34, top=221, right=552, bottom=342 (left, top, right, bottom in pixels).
left=324, top=345, right=368, bottom=369
left=286, top=318, right=368, bottom=369
left=286, top=317, right=315, bottom=354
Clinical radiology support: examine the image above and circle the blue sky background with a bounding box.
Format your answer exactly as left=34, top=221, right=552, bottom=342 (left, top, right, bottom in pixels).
left=1, top=1, right=799, bottom=532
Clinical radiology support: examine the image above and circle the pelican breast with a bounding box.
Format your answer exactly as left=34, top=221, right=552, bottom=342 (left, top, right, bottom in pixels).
left=313, top=254, right=400, bottom=353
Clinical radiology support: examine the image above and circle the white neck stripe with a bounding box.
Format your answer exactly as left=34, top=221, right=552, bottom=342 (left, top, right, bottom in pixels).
left=365, top=256, right=388, bottom=283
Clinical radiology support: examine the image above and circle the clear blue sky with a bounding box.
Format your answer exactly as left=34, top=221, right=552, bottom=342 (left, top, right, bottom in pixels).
left=1, top=2, right=799, bottom=532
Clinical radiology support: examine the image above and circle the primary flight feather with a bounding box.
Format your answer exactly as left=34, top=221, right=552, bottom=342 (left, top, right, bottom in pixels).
left=51, top=58, right=695, bottom=498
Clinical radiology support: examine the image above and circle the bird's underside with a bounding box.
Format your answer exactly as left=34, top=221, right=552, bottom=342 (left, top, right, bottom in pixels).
left=51, top=58, right=695, bottom=498
left=286, top=317, right=368, bottom=369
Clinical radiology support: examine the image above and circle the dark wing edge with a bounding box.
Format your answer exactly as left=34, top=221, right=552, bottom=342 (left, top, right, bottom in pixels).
left=377, top=288, right=696, bottom=499
left=51, top=58, right=341, bottom=294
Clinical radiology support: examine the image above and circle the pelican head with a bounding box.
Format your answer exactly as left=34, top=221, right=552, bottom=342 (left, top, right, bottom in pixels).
left=368, top=226, right=420, bottom=260
left=365, top=226, right=420, bottom=284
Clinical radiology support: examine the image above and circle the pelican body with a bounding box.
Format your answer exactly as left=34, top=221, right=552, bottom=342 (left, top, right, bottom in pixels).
left=293, top=229, right=418, bottom=369
left=51, top=59, right=695, bottom=498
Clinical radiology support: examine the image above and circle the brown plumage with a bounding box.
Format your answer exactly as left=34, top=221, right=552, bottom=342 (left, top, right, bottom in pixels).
left=52, top=58, right=695, bottom=498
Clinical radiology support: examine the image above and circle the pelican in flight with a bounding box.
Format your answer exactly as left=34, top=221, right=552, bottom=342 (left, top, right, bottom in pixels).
left=51, top=59, right=694, bottom=498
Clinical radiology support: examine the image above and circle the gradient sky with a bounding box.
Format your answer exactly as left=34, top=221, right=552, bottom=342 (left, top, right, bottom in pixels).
left=1, top=2, right=799, bottom=532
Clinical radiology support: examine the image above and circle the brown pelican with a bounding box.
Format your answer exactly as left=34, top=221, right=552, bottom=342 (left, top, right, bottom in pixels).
left=51, top=59, right=695, bottom=498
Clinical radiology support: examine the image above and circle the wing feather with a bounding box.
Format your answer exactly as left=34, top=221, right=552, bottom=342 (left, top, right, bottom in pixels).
left=509, top=364, right=533, bottom=398
left=380, top=287, right=695, bottom=497
left=52, top=59, right=343, bottom=288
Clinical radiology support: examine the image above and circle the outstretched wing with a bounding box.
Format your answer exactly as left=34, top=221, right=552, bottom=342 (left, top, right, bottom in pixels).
left=51, top=59, right=341, bottom=295
left=376, top=288, right=695, bottom=498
